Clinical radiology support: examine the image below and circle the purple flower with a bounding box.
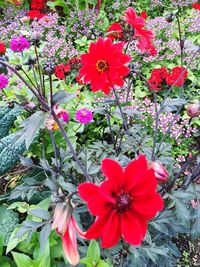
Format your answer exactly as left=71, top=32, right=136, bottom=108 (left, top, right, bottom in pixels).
left=10, top=36, right=30, bottom=52
left=0, top=74, right=9, bottom=89
left=75, top=108, right=93, bottom=124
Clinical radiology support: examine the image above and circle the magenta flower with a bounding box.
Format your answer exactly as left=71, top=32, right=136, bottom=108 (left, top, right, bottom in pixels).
left=0, top=74, right=9, bottom=89
left=10, top=36, right=30, bottom=52
left=75, top=108, right=93, bottom=124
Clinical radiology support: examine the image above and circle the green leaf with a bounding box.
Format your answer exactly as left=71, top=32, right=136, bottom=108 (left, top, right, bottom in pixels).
left=29, top=209, right=50, bottom=220
left=12, top=252, right=33, bottom=267
left=6, top=228, right=26, bottom=254
left=87, top=240, right=100, bottom=260
left=39, top=222, right=51, bottom=253
left=52, top=91, right=77, bottom=105
left=0, top=235, right=4, bottom=256
left=191, top=203, right=200, bottom=239
left=97, top=259, right=111, bottom=267
left=14, top=111, right=49, bottom=149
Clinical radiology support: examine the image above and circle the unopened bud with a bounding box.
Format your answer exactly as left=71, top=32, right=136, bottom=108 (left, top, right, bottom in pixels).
left=165, top=13, right=176, bottom=23
left=187, top=103, right=200, bottom=118
left=148, top=161, right=169, bottom=183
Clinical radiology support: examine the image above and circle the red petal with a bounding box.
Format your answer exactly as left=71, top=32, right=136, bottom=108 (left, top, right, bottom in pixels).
left=87, top=196, right=112, bottom=216
left=78, top=183, right=100, bottom=202
left=62, top=220, right=80, bottom=266
left=101, top=158, right=124, bottom=188
left=123, top=154, right=148, bottom=191
left=99, top=180, right=117, bottom=203
left=85, top=214, right=109, bottom=239
left=121, top=212, right=146, bottom=245
left=131, top=169, right=157, bottom=199
left=101, top=211, right=121, bottom=248
left=133, top=193, right=164, bottom=219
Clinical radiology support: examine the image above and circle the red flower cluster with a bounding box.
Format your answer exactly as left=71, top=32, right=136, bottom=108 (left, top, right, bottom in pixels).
left=166, top=66, right=188, bottom=86
left=78, top=38, right=131, bottom=94
left=27, top=0, right=46, bottom=20
left=30, top=0, right=46, bottom=10
left=78, top=155, right=163, bottom=248
left=149, top=67, right=168, bottom=91
left=124, top=7, right=154, bottom=53
left=27, top=10, right=46, bottom=19
left=149, top=66, right=188, bottom=91
left=55, top=64, right=71, bottom=80
left=140, top=11, right=148, bottom=19
left=68, top=57, right=81, bottom=70
left=107, top=22, right=123, bottom=40
left=192, top=3, right=200, bottom=10
left=0, top=42, right=6, bottom=54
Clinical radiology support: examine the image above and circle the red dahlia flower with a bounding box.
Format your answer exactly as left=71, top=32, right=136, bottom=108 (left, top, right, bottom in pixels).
left=78, top=155, right=164, bottom=248
left=124, top=7, right=154, bottom=52
left=78, top=38, right=131, bottom=94
left=192, top=3, right=200, bottom=10
left=166, top=66, right=188, bottom=86
left=107, top=22, right=123, bottom=40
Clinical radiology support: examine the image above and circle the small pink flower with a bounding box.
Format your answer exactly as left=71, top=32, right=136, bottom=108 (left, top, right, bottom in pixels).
left=52, top=202, right=85, bottom=266
left=148, top=161, right=169, bottom=183
left=56, top=107, right=69, bottom=123
left=75, top=108, right=93, bottom=124
left=0, top=74, right=9, bottom=89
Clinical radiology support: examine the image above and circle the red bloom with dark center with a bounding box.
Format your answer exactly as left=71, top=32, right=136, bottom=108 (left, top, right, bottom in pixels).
left=192, top=3, right=200, bottom=10
left=124, top=7, right=154, bottom=52
left=30, top=0, right=46, bottom=10
left=148, top=67, right=168, bottom=91
left=78, top=155, right=164, bottom=248
left=140, top=11, right=148, bottom=19
left=107, top=22, right=123, bottom=40
left=166, top=66, right=188, bottom=86
left=27, top=10, right=46, bottom=19
left=55, top=64, right=71, bottom=80
left=0, top=42, right=6, bottom=54
left=78, top=38, right=131, bottom=94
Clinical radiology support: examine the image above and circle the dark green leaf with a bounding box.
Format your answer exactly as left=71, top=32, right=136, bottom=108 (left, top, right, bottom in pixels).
left=29, top=209, right=50, bottom=220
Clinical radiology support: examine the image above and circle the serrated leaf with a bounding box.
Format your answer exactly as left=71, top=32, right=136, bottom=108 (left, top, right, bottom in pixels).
left=14, top=111, right=49, bottom=149
left=29, top=209, right=50, bottom=220
left=52, top=91, right=77, bottom=105
left=39, top=222, right=51, bottom=253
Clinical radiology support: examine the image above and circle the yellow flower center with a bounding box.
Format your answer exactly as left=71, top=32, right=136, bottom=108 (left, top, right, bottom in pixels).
left=96, top=60, right=108, bottom=72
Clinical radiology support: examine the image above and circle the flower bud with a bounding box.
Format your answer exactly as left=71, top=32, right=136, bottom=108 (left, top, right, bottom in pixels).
left=20, top=16, right=30, bottom=23
left=148, top=161, right=169, bottom=183
left=31, top=31, right=42, bottom=47
left=187, top=103, right=200, bottom=118
left=43, top=61, right=56, bottom=75
left=165, top=13, right=176, bottom=23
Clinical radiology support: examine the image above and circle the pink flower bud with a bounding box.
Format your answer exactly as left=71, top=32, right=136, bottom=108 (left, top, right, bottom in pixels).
left=187, top=103, right=200, bottom=118
left=148, top=161, right=169, bottom=183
